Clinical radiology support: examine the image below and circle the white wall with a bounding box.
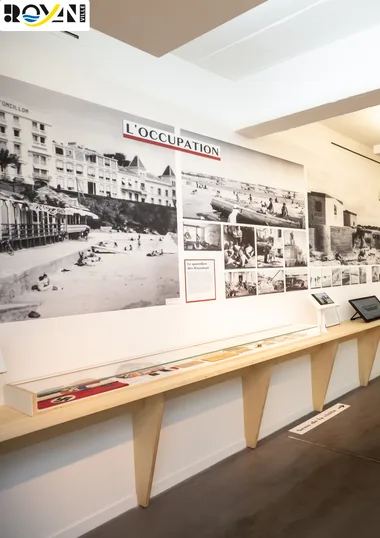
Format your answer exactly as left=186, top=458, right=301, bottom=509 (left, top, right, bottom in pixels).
left=1, top=31, right=380, bottom=538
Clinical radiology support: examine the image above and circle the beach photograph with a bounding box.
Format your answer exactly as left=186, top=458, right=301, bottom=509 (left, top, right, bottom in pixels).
left=180, top=130, right=305, bottom=228
left=310, top=267, right=322, bottom=289
left=321, top=267, right=332, bottom=288
left=308, top=184, right=380, bottom=267
left=0, top=76, right=179, bottom=323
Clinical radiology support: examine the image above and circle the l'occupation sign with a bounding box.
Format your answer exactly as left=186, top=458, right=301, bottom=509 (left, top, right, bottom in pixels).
left=123, top=121, right=221, bottom=161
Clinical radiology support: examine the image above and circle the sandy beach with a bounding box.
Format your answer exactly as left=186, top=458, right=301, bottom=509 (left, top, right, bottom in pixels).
left=182, top=176, right=305, bottom=224
left=2, top=231, right=179, bottom=321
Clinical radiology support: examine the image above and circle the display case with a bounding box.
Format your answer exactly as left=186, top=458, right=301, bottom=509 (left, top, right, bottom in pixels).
left=5, top=324, right=319, bottom=416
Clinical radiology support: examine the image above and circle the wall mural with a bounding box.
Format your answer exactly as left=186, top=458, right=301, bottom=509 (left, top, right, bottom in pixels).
left=308, top=169, right=380, bottom=288
left=0, top=76, right=179, bottom=323
left=180, top=129, right=306, bottom=300
left=0, top=75, right=378, bottom=324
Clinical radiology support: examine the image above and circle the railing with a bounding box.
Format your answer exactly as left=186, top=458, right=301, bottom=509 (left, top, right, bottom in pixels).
left=32, top=126, right=46, bottom=134
left=32, top=173, right=52, bottom=181
left=1, top=174, right=25, bottom=182
left=1, top=223, right=62, bottom=241
left=121, top=185, right=141, bottom=193
left=67, top=224, right=89, bottom=234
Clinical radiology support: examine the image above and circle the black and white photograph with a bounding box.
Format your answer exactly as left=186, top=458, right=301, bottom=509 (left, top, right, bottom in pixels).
left=350, top=267, right=359, bottom=285
left=372, top=266, right=380, bottom=283
left=310, top=267, right=322, bottom=289
left=321, top=267, right=332, bottom=288
left=285, top=269, right=308, bottom=292
left=256, top=227, right=284, bottom=268
left=308, top=186, right=380, bottom=267
left=332, top=267, right=342, bottom=287
left=284, top=230, right=307, bottom=267
left=342, top=268, right=351, bottom=286
left=183, top=220, right=221, bottom=251
left=359, top=266, right=367, bottom=284
left=0, top=76, right=179, bottom=323
left=223, top=225, right=256, bottom=269
left=225, top=271, right=257, bottom=299
left=257, top=269, right=285, bottom=295
left=180, top=130, right=305, bottom=228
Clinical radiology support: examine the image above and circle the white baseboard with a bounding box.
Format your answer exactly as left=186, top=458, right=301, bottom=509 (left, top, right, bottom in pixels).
left=50, top=495, right=137, bottom=538
left=259, top=405, right=314, bottom=440
left=151, top=439, right=246, bottom=497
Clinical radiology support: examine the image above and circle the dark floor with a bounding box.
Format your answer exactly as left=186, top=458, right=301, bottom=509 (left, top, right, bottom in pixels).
left=82, top=378, right=380, bottom=538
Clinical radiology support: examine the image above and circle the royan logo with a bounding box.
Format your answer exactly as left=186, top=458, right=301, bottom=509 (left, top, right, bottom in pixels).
left=0, top=1, right=90, bottom=31
left=21, top=4, right=60, bottom=25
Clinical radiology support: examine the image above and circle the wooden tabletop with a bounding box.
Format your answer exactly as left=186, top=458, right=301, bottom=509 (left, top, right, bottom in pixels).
left=1, top=319, right=379, bottom=445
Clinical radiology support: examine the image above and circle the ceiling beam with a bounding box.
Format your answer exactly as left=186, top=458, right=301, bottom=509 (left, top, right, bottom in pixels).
left=90, top=0, right=267, bottom=57
left=237, top=89, right=380, bottom=139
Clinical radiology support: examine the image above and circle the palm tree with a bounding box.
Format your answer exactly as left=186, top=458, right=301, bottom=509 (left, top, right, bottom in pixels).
left=104, top=152, right=129, bottom=167
left=0, top=148, right=20, bottom=180
left=0, top=149, right=21, bottom=190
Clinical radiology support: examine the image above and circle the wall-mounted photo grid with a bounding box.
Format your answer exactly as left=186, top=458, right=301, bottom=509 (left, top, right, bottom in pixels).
left=308, top=171, right=380, bottom=291
left=180, top=130, right=308, bottom=299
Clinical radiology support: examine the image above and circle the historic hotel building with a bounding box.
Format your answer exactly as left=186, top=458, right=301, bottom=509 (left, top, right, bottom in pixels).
left=0, top=99, right=176, bottom=207
left=0, top=99, right=53, bottom=187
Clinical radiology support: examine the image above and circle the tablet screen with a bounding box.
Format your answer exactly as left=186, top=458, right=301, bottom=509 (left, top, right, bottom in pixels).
left=350, top=296, right=380, bottom=322
left=312, top=292, right=334, bottom=306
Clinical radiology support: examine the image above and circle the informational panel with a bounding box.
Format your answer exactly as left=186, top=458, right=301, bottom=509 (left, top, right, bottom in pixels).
left=1, top=74, right=379, bottom=326
left=184, top=259, right=216, bottom=303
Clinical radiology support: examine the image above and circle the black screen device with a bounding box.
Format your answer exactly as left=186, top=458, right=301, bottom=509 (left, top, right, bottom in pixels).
left=312, top=292, right=334, bottom=306
left=349, top=296, right=380, bottom=322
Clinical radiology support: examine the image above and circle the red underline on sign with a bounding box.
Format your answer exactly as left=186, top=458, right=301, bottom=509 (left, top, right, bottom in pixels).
left=123, top=133, right=221, bottom=161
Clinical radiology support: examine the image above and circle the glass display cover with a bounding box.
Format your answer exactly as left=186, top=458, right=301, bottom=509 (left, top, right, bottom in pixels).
left=7, top=324, right=319, bottom=415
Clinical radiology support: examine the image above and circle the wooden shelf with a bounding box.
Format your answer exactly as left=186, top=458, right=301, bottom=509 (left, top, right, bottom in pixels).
left=1, top=319, right=380, bottom=507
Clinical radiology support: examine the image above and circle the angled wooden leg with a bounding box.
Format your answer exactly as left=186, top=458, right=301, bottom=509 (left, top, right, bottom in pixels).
left=132, top=394, right=165, bottom=508
left=358, top=330, right=380, bottom=387
left=242, top=364, right=271, bottom=449
left=311, top=341, right=339, bottom=411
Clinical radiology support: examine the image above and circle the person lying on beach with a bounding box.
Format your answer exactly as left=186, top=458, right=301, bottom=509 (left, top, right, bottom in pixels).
left=75, top=250, right=101, bottom=266
left=36, top=274, right=52, bottom=292
left=146, top=249, right=164, bottom=257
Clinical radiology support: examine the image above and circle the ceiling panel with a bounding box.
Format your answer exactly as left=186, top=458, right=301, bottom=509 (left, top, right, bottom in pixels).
left=90, top=0, right=266, bottom=57
left=174, top=0, right=323, bottom=62
left=174, top=0, right=380, bottom=80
